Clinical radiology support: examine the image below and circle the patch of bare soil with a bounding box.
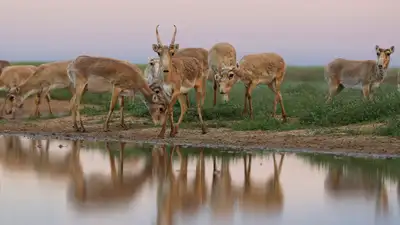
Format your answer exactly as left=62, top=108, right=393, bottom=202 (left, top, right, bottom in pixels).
left=0, top=99, right=399, bottom=156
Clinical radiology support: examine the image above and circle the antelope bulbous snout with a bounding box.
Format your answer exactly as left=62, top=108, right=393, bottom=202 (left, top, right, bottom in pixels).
left=220, top=91, right=225, bottom=94
left=378, top=64, right=383, bottom=69
left=163, top=69, right=169, bottom=73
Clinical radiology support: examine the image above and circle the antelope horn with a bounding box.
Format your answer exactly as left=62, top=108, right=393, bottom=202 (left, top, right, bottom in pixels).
left=170, top=25, right=177, bottom=45
left=156, top=25, right=162, bottom=45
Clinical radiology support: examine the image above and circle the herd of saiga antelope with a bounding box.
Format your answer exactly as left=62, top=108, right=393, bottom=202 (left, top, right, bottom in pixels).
left=0, top=25, right=397, bottom=138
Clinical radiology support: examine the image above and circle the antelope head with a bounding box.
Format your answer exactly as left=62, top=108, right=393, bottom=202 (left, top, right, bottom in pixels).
left=145, top=77, right=170, bottom=126
left=4, top=87, right=24, bottom=115
left=375, top=45, right=395, bottom=70
left=151, top=25, right=179, bottom=74
left=214, top=62, right=240, bottom=97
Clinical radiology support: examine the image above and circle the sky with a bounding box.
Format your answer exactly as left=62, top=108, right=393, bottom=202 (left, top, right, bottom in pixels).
left=0, top=0, right=398, bottom=66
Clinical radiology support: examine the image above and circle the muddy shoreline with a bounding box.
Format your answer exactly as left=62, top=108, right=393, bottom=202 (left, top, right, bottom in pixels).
left=0, top=98, right=399, bottom=157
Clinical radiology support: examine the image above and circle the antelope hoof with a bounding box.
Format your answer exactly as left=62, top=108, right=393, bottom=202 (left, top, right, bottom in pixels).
left=157, top=134, right=165, bottom=139
left=201, top=127, right=207, bottom=134
left=103, top=127, right=110, bottom=132
left=120, top=123, right=128, bottom=130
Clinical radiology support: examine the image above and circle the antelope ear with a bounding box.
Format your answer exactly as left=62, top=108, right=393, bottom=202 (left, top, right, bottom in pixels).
left=15, top=87, right=20, bottom=94
left=152, top=44, right=160, bottom=53
left=390, top=46, right=395, bottom=53
left=173, top=44, right=179, bottom=50
left=375, top=45, right=380, bottom=52
left=236, top=61, right=240, bottom=68
left=214, top=74, right=220, bottom=81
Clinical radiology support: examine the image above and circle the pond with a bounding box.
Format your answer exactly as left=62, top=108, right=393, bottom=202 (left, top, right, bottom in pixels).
left=0, top=135, right=399, bottom=225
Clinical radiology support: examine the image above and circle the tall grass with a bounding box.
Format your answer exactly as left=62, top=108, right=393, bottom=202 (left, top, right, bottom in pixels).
left=10, top=61, right=400, bottom=135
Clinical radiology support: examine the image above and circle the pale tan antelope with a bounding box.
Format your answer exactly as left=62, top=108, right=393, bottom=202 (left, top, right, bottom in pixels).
left=6, top=60, right=128, bottom=119
left=238, top=153, right=285, bottom=214
left=5, top=61, right=71, bottom=118
left=151, top=25, right=208, bottom=138
left=325, top=45, right=395, bottom=101
left=175, top=47, right=209, bottom=107
left=208, top=42, right=237, bottom=105
left=0, top=65, right=46, bottom=119
left=67, top=55, right=168, bottom=132
left=215, top=53, right=287, bottom=121
left=0, top=60, right=11, bottom=73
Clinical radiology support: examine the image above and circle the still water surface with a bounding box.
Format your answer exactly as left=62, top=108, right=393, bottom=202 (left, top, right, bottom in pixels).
left=0, top=135, right=399, bottom=225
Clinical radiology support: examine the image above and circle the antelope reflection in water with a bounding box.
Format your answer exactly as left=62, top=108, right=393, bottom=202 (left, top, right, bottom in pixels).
left=67, top=142, right=153, bottom=210
left=324, top=167, right=389, bottom=214
left=210, top=155, right=236, bottom=218
left=0, top=136, right=78, bottom=180
left=238, top=153, right=285, bottom=215
left=155, top=145, right=208, bottom=225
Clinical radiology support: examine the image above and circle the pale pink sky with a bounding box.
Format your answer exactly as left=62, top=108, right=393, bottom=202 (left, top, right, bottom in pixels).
left=0, top=0, right=398, bottom=66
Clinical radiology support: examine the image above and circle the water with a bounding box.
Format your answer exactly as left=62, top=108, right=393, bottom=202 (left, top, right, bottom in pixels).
left=0, top=135, right=399, bottom=225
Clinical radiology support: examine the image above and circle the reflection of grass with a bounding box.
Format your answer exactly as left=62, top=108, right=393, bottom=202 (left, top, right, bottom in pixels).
left=298, top=153, right=400, bottom=182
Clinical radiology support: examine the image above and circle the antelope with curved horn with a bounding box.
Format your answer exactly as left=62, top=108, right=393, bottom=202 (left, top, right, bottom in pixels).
left=208, top=42, right=237, bottom=105
left=67, top=55, right=169, bottom=132
left=214, top=53, right=287, bottom=121
left=325, top=45, right=395, bottom=101
left=151, top=25, right=208, bottom=138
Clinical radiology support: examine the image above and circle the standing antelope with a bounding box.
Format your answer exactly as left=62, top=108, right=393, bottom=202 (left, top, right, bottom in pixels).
left=6, top=60, right=131, bottom=120
left=67, top=55, right=168, bottom=132
left=208, top=42, right=237, bottom=105
left=0, top=60, right=11, bottom=74
left=0, top=65, right=48, bottom=119
left=151, top=25, right=208, bottom=138
left=175, top=47, right=209, bottom=107
left=325, top=45, right=395, bottom=101
left=214, top=53, right=287, bottom=121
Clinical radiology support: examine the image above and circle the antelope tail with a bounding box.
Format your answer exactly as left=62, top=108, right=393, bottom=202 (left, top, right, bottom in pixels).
left=67, top=61, right=76, bottom=88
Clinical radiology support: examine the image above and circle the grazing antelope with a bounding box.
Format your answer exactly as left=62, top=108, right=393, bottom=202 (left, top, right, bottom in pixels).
left=325, top=45, right=395, bottom=101
left=0, top=60, right=11, bottom=73
left=151, top=25, right=208, bottom=138
left=175, top=47, right=209, bottom=107
left=5, top=61, right=72, bottom=118
left=67, top=55, right=168, bottom=132
left=0, top=65, right=46, bottom=119
left=208, top=42, right=237, bottom=105
left=214, top=53, right=287, bottom=121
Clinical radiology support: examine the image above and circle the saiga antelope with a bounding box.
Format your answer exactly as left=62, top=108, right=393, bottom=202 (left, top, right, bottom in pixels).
left=67, top=55, right=168, bottom=132
left=6, top=60, right=131, bottom=121
left=208, top=42, right=237, bottom=105
left=214, top=53, right=287, bottom=121
left=174, top=47, right=209, bottom=107
left=151, top=25, right=207, bottom=138
left=0, top=65, right=51, bottom=119
left=325, top=45, right=395, bottom=101
left=0, top=60, right=11, bottom=73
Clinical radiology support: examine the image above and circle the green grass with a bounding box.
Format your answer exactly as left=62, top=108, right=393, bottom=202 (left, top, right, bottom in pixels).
left=9, top=61, right=400, bottom=136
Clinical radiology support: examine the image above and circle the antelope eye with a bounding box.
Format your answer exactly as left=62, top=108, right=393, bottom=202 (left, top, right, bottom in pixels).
left=150, top=62, right=154, bottom=66
left=228, top=73, right=234, bottom=79
left=376, top=52, right=380, bottom=56
left=159, top=107, right=165, bottom=113
left=8, top=96, right=14, bottom=101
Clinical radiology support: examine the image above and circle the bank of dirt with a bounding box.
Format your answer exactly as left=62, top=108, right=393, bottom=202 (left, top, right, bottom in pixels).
left=0, top=98, right=399, bottom=155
